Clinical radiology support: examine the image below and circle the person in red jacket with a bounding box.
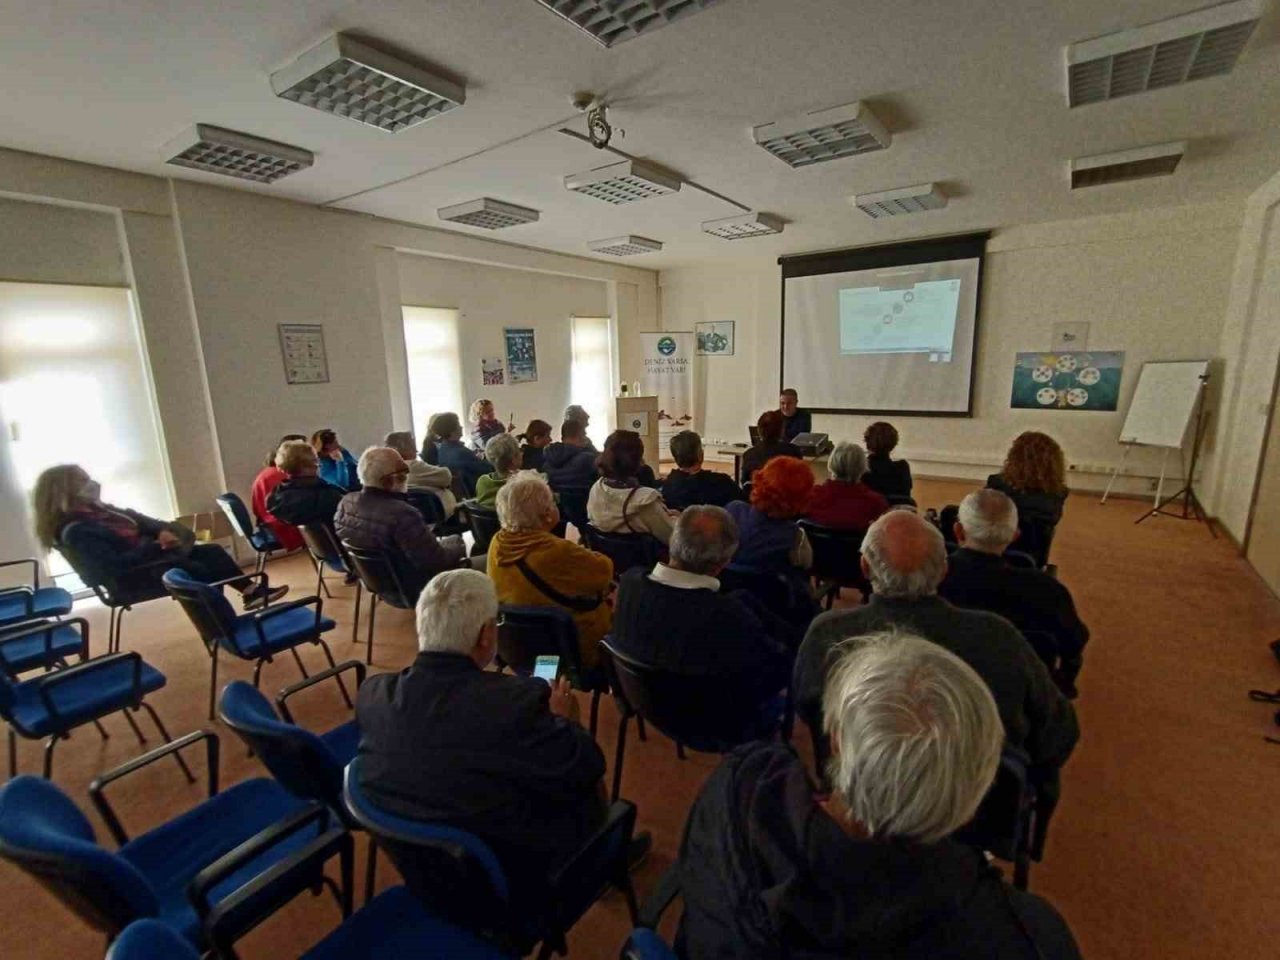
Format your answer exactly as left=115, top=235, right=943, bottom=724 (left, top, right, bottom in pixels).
left=806, top=441, right=889, bottom=533
left=250, top=434, right=306, bottom=551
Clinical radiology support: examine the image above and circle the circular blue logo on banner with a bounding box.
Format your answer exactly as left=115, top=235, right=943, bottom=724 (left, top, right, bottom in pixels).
left=657, top=336, right=677, bottom=356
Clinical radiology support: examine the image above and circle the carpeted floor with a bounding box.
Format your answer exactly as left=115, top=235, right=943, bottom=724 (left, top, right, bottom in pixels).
left=2, top=477, right=1278, bottom=959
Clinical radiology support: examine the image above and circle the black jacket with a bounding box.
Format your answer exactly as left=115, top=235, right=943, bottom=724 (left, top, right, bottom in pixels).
left=266, top=476, right=345, bottom=529
left=864, top=453, right=913, bottom=501
left=741, top=441, right=803, bottom=485
left=520, top=443, right=545, bottom=472
left=781, top=409, right=811, bottom=442
left=660, top=469, right=744, bottom=510
left=542, top=442, right=599, bottom=489
left=677, top=743, right=1081, bottom=960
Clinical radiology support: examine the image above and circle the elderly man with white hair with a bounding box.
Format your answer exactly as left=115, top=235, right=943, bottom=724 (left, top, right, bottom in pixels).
left=678, top=633, right=1081, bottom=959
left=805, top=440, right=890, bottom=532
left=941, top=489, right=1089, bottom=698
left=356, top=570, right=617, bottom=909
left=334, top=446, right=469, bottom=599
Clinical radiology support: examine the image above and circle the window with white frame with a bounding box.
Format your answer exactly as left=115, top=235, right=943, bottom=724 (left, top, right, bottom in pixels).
left=571, top=316, right=613, bottom=440
left=402, top=306, right=463, bottom=439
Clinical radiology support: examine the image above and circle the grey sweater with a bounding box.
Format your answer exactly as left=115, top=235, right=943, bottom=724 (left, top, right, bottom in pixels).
left=793, top=594, right=1079, bottom=771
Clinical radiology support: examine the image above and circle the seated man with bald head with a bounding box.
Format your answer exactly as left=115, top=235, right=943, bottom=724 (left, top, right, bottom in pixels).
left=941, top=489, right=1089, bottom=698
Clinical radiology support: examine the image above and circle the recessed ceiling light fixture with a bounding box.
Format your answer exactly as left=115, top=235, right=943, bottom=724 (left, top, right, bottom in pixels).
left=701, top=211, right=785, bottom=239
left=271, top=33, right=465, bottom=133
left=437, top=198, right=541, bottom=229
left=564, top=159, right=683, bottom=203
left=1067, top=0, right=1262, bottom=107
left=1070, top=141, right=1187, bottom=188
left=853, top=183, right=949, bottom=219
left=752, top=101, right=891, bottom=169
left=162, top=124, right=314, bottom=183
left=587, top=235, right=663, bottom=256
left=531, top=0, right=723, bottom=47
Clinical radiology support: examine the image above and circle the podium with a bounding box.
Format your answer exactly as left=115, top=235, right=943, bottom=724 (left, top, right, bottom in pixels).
left=616, top=396, right=660, bottom=471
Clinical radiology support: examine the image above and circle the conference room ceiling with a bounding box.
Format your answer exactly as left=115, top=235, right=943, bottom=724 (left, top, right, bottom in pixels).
left=2, top=0, right=1278, bottom=269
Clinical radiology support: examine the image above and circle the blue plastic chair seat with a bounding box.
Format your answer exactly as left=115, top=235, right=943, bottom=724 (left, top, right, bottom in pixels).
left=302, top=886, right=512, bottom=960
left=120, top=778, right=314, bottom=941
left=7, top=661, right=167, bottom=736
left=624, top=928, right=679, bottom=959
left=228, top=608, right=336, bottom=658
left=250, top=527, right=282, bottom=553
left=319, top=721, right=359, bottom=767
left=0, top=623, right=85, bottom=674
left=0, top=587, right=73, bottom=626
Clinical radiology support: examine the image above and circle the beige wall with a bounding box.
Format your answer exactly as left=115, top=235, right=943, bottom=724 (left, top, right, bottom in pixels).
left=0, top=196, right=125, bottom=286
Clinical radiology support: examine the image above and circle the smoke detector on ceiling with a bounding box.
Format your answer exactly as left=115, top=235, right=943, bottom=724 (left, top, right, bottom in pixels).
left=531, top=0, right=724, bottom=47
left=752, top=100, right=891, bottom=169
left=437, top=198, right=541, bottom=229
left=162, top=124, right=314, bottom=184
left=565, top=159, right=683, bottom=203
left=853, top=183, right=949, bottom=218
left=271, top=33, right=465, bottom=133
left=587, top=235, right=664, bottom=256
left=701, top=212, right=785, bottom=239
left=1070, top=141, right=1187, bottom=188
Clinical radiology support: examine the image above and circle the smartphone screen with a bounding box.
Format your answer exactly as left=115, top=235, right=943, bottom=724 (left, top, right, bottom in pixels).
left=533, top=655, right=560, bottom=685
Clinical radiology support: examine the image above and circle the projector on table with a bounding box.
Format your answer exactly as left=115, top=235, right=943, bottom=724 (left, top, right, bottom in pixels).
left=792, top=433, right=832, bottom=456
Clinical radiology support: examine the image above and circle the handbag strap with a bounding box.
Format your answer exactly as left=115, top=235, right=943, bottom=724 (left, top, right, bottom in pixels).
left=513, top=557, right=603, bottom=613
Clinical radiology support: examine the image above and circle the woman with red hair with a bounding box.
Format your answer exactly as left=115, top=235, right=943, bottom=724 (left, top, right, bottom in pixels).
left=728, top=456, right=814, bottom=574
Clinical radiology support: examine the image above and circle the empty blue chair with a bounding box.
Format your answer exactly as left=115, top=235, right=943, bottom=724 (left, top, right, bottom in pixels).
left=621, top=929, right=679, bottom=960
left=0, top=616, right=92, bottom=676
left=162, top=567, right=348, bottom=719
left=217, top=491, right=284, bottom=575
left=0, top=557, right=73, bottom=628
left=0, top=731, right=331, bottom=948
left=298, top=522, right=363, bottom=644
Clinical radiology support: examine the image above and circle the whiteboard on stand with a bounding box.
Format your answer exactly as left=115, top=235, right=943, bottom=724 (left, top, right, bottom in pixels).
left=1118, top=359, right=1210, bottom=449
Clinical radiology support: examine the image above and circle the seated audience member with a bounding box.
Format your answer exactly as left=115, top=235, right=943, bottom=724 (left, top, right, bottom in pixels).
left=335, top=446, right=468, bottom=598
left=428, top=412, right=490, bottom=495
left=474, top=433, right=523, bottom=507
left=251, top=433, right=306, bottom=551
left=741, top=410, right=803, bottom=485
left=357, top=570, right=622, bottom=907
left=862, top=421, right=913, bottom=502
left=543, top=419, right=599, bottom=490
left=661, top=430, right=744, bottom=510
left=517, top=419, right=553, bottom=472
left=588, top=430, right=676, bottom=545
left=678, top=634, right=1081, bottom=960
left=563, top=404, right=598, bottom=452
left=941, top=489, right=1089, bottom=697
left=34, top=464, right=286, bottom=609
left=613, top=506, right=793, bottom=727
left=469, top=398, right=511, bottom=452
left=267, top=439, right=347, bottom=530
left=419, top=413, right=445, bottom=464
left=778, top=387, right=811, bottom=442
left=794, top=510, right=1078, bottom=831
left=987, top=432, right=1069, bottom=565
left=312, top=428, right=360, bottom=492
left=384, top=431, right=456, bottom=517
left=489, top=473, right=613, bottom=668
left=806, top=441, right=889, bottom=532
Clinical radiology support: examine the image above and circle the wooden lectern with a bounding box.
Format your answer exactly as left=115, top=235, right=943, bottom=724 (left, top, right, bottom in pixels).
left=616, top=395, right=661, bottom=471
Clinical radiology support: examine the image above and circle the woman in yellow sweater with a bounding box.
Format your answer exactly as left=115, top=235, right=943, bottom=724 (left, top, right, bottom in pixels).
left=488, top=471, right=614, bottom=669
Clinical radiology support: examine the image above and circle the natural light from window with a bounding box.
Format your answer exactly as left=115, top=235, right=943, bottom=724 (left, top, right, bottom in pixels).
left=571, top=316, right=614, bottom=441
left=402, top=306, right=463, bottom=439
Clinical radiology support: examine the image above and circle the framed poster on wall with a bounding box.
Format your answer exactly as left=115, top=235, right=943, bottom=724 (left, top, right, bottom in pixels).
left=504, top=327, right=538, bottom=383
left=696, top=321, right=735, bottom=356
left=278, top=324, right=329, bottom=384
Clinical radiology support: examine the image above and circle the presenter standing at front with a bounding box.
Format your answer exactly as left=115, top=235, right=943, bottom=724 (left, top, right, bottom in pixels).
left=779, top=388, right=811, bottom=442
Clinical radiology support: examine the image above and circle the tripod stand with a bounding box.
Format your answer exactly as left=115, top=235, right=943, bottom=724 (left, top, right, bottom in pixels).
left=1136, top=373, right=1216, bottom=536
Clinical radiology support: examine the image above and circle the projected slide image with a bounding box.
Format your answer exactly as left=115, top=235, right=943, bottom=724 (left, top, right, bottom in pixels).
left=838, top=279, right=961, bottom=358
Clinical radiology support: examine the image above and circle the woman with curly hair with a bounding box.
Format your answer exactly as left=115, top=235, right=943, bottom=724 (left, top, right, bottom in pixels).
left=862, top=421, right=913, bottom=503
left=988, top=432, right=1068, bottom=526
left=469, top=398, right=512, bottom=452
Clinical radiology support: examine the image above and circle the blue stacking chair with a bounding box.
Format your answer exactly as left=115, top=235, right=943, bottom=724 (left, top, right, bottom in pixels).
left=955, top=745, right=1038, bottom=890
left=0, top=616, right=93, bottom=677
left=299, top=523, right=363, bottom=644
left=162, top=567, right=349, bottom=720
left=342, top=542, right=420, bottom=666
left=621, top=929, right=679, bottom=960
left=344, top=758, right=640, bottom=960
left=621, top=864, right=683, bottom=959
left=582, top=524, right=663, bottom=578
left=0, top=619, right=192, bottom=780
left=0, top=731, right=335, bottom=949
left=497, top=605, right=606, bottom=738
left=0, top=557, right=73, bottom=628
left=217, top=492, right=285, bottom=575
left=461, top=501, right=501, bottom=557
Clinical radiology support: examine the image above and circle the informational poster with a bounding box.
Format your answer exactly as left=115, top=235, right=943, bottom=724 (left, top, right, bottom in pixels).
left=504, top=327, right=538, bottom=383
left=696, top=321, right=735, bottom=356
left=1011, top=351, right=1124, bottom=411
left=278, top=324, right=329, bottom=384
left=481, top=356, right=506, bottom=386
left=640, top=331, right=695, bottom=449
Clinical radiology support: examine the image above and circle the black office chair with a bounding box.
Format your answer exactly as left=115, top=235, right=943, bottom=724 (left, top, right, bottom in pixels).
left=54, top=539, right=175, bottom=654
left=1016, top=517, right=1058, bottom=570
left=955, top=745, right=1037, bottom=890
left=497, top=605, right=606, bottom=738
left=461, top=502, right=502, bottom=557
left=553, top=487, right=591, bottom=542
left=342, top=542, right=419, bottom=665
left=582, top=525, right=663, bottom=579
left=299, top=523, right=363, bottom=645
left=796, top=520, right=871, bottom=609
left=600, top=637, right=788, bottom=802
left=406, top=490, right=447, bottom=527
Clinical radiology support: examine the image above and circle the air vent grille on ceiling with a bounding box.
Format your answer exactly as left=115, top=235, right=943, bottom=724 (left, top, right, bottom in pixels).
left=271, top=34, right=465, bottom=133
left=532, top=0, right=723, bottom=47
left=1070, top=142, right=1186, bottom=188
left=853, top=183, right=948, bottom=219
left=565, top=159, right=683, bottom=203
left=701, top=212, right=784, bottom=239
left=1067, top=0, right=1261, bottom=106
left=438, top=198, right=540, bottom=229
left=588, top=235, right=663, bottom=256
left=163, top=124, right=313, bottom=184
left=752, top=101, right=890, bottom=168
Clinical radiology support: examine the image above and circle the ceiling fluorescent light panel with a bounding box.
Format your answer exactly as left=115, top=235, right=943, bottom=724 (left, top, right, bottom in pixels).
left=438, top=198, right=540, bottom=229
left=752, top=100, right=890, bottom=169
left=1070, top=141, right=1187, bottom=188
left=271, top=33, right=465, bottom=133
left=531, top=0, right=724, bottom=47
left=163, top=124, right=314, bottom=183
left=1067, top=0, right=1262, bottom=106
left=701, top=212, right=784, bottom=239
left=564, top=159, right=683, bottom=203
left=853, top=183, right=948, bottom=219
left=588, top=235, right=663, bottom=256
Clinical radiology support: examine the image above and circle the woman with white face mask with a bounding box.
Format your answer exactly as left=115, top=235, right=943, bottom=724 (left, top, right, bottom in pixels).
left=32, top=464, right=288, bottom=610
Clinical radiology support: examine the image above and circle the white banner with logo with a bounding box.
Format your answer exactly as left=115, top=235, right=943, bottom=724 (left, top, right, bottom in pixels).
left=640, top=331, right=695, bottom=455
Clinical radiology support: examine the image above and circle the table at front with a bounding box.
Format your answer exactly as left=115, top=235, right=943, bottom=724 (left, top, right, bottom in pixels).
left=716, top=449, right=829, bottom=486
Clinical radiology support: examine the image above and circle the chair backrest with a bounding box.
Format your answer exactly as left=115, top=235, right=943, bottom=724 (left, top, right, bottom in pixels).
left=463, top=503, right=501, bottom=556
left=216, top=493, right=255, bottom=541
left=582, top=525, right=662, bottom=578
left=545, top=799, right=636, bottom=938
left=1015, top=518, right=1056, bottom=569
left=1003, top=549, right=1038, bottom=570
left=497, top=605, right=585, bottom=683
left=0, top=776, right=158, bottom=938
left=955, top=745, right=1033, bottom=862
left=406, top=491, right=446, bottom=526
left=108, top=919, right=200, bottom=960
left=342, top=542, right=417, bottom=609
left=218, top=681, right=344, bottom=810
left=299, top=523, right=349, bottom=573
left=554, top=487, right=591, bottom=535
left=796, top=520, right=868, bottom=586
left=162, top=568, right=239, bottom=646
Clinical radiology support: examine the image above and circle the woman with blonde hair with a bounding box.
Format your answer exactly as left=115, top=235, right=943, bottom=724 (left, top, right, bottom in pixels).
left=469, top=398, right=512, bottom=452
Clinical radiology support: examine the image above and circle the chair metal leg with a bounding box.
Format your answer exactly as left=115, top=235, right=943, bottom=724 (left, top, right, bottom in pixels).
left=120, top=709, right=147, bottom=746
left=289, top=644, right=311, bottom=679
left=351, top=582, right=362, bottom=646
left=366, top=596, right=377, bottom=665
left=636, top=716, right=647, bottom=742
left=620, top=871, right=640, bottom=926
left=208, top=647, right=219, bottom=721
left=8, top=726, right=16, bottom=778
left=589, top=689, right=601, bottom=740
left=252, top=658, right=265, bottom=689
left=676, top=742, right=687, bottom=761
left=364, top=836, right=379, bottom=904
left=42, top=734, right=62, bottom=778
left=611, top=712, right=630, bottom=803
left=139, top=702, right=196, bottom=783
left=318, top=640, right=354, bottom=709
left=314, top=558, right=330, bottom=599
left=92, top=718, right=111, bottom=741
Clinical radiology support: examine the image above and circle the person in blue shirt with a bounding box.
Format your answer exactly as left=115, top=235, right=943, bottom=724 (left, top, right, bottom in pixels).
left=430, top=411, right=490, bottom=496
left=311, top=428, right=359, bottom=491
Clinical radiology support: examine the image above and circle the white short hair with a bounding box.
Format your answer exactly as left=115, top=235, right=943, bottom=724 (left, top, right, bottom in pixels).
left=958, top=488, right=1019, bottom=551
left=822, top=631, right=1003, bottom=843
left=670, top=505, right=739, bottom=574
left=357, top=446, right=404, bottom=487
left=496, top=471, right=555, bottom=532
left=415, top=569, right=498, bottom=655
left=861, top=511, right=947, bottom=599
left=564, top=404, right=588, bottom=424
left=485, top=433, right=521, bottom=474
left=828, top=441, right=869, bottom=483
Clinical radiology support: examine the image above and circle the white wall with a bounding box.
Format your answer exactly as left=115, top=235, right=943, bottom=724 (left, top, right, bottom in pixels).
left=0, top=196, right=125, bottom=286
left=661, top=202, right=1243, bottom=497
